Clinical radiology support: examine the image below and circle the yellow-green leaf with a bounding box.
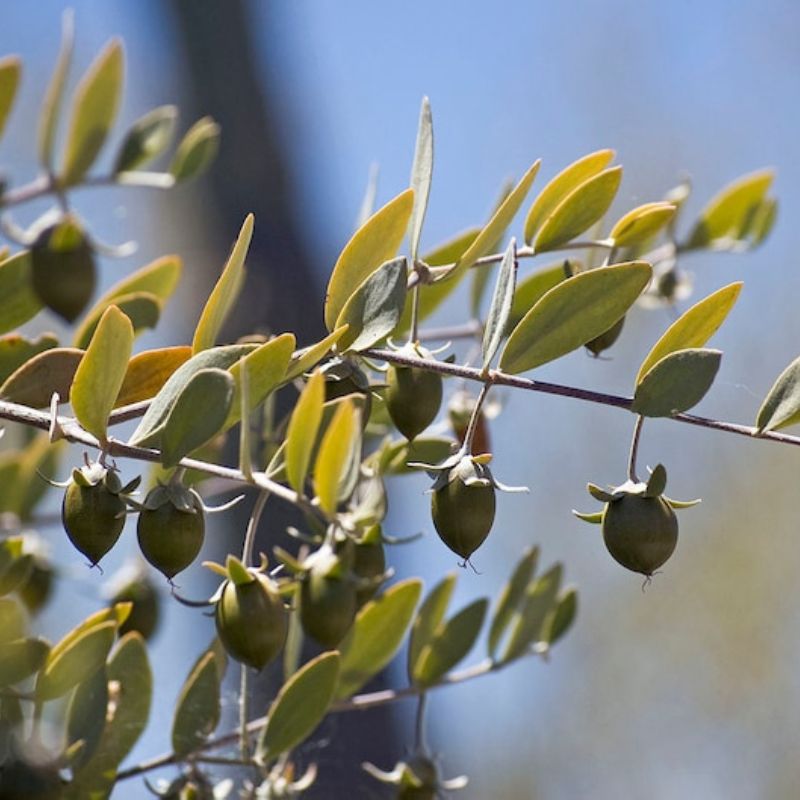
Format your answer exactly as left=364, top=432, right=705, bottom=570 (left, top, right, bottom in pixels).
left=632, top=348, right=722, bottom=417
left=38, top=10, right=74, bottom=173
left=286, top=371, right=324, bottom=493
left=172, top=651, right=221, bottom=757
left=257, top=652, right=340, bottom=762
left=506, top=260, right=571, bottom=334
left=500, top=262, right=651, bottom=374
left=756, top=355, right=800, bottom=433
left=407, top=574, right=456, bottom=680
left=336, top=579, right=422, bottom=699
left=284, top=326, right=349, bottom=382
left=314, top=399, right=359, bottom=515
left=0, top=251, right=44, bottom=335
left=192, top=215, right=252, bottom=353
left=115, top=345, right=192, bottom=407
left=324, top=189, right=414, bottom=330
left=70, top=306, right=133, bottom=442
left=453, top=160, right=540, bottom=278
left=0, top=56, right=21, bottom=140
left=0, top=334, right=57, bottom=387
left=113, top=105, right=177, bottom=173
left=0, top=346, right=83, bottom=407
left=74, top=291, right=161, bottom=350
left=61, top=39, right=124, bottom=186
left=170, top=116, right=220, bottom=182
left=610, top=202, right=676, bottom=249
left=636, top=282, right=742, bottom=385
left=0, top=637, right=50, bottom=689
left=533, top=166, right=622, bottom=253
left=524, top=149, right=615, bottom=244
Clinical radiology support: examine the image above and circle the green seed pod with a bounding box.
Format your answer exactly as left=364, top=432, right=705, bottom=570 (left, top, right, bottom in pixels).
left=215, top=573, right=287, bottom=669
left=353, top=534, right=386, bottom=606
left=585, top=315, right=625, bottom=357
left=602, top=493, right=678, bottom=576
left=30, top=214, right=96, bottom=323
left=431, top=458, right=496, bottom=561
left=137, top=485, right=205, bottom=580
left=106, top=562, right=161, bottom=641
left=385, top=346, right=443, bottom=441
left=62, top=466, right=129, bottom=566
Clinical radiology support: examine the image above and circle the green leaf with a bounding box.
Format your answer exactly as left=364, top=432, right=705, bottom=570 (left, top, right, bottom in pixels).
left=325, top=189, right=414, bottom=330
left=686, top=169, right=775, bottom=250
left=170, top=116, right=220, bottom=181
left=286, top=371, right=325, bottom=493
left=61, top=39, right=124, bottom=185
left=74, top=292, right=161, bottom=351
left=129, top=343, right=255, bottom=446
left=336, top=257, right=407, bottom=351
left=533, top=166, right=622, bottom=253
left=0, top=637, right=50, bottom=688
left=113, top=104, right=177, bottom=173
left=66, top=666, right=108, bottom=768
left=413, top=598, right=487, bottom=687
left=0, top=251, right=44, bottom=335
left=377, top=436, right=455, bottom=476
left=0, top=334, right=58, bottom=388
left=17, top=434, right=64, bottom=521
left=336, top=579, right=422, bottom=699
left=193, top=214, right=252, bottom=353
left=74, top=255, right=182, bottom=348
left=454, top=160, right=540, bottom=278
left=258, top=652, right=340, bottom=762
left=0, top=56, right=21, bottom=140
left=226, top=333, right=295, bottom=428
left=481, top=239, right=517, bottom=370
left=488, top=546, right=539, bottom=660
left=632, top=348, right=722, bottom=417
left=500, top=262, right=651, bottom=374
left=506, top=261, right=571, bottom=333
left=542, top=588, right=578, bottom=647
left=756, top=355, right=800, bottom=432
left=501, top=564, right=562, bottom=663
left=284, top=326, right=349, bottom=382
left=172, top=651, right=222, bottom=757
left=409, top=96, right=433, bottom=261
left=314, top=399, right=359, bottom=515
left=70, top=306, right=134, bottom=442
left=36, top=620, right=117, bottom=701
left=636, top=282, right=742, bottom=385
left=115, top=345, right=192, bottom=407
left=407, top=574, right=456, bottom=680
left=160, top=368, right=234, bottom=468
left=609, top=202, right=676, bottom=249
left=524, top=149, right=615, bottom=244
left=0, top=346, right=83, bottom=408
left=38, top=9, right=74, bottom=173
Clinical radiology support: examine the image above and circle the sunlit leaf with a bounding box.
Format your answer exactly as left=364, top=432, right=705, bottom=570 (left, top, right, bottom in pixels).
left=409, top=96, right=433, bottom=261
left=75, top=292, right=161, bottom=350
left=172, top=651, right=221, bottom=757
left=114, top=104, right=177, bottom=173
left=0, top=251, right=44, bottom=335
left=286, top=371, right=324, bottom=493
left=756, top=355, right=800, bottom=432
left=524, top=149, right=615, bottom=244
left=284, top=326, right=349, bottom=382
left=609, top=202, right=676, bottom=249
left=258, top=652, right=339, bottom=762
left=115, top=345, right=192, bottom=407
left=534, top=167, right=622, bottom=253
left=506, top=261, right=571, bottom=334
left=170, top=116, right=220, bottom=181
left=632, top=348, right=722, bottom=417
left=70, top=306, right=133, bottom=442
left=61, top=39, right=124, bottom=185
left=377, top=436, right=455, bottom=476
left=636, top=282, right=742, bottom=385
left=314, top=399, right=359, bottom=515
left=481, top=239, right=517, bottom=370
left=336, top=579, right=422, bottom=698
left=500, top=262, right=651, bottom=374
left=325, top=189, right=414, bottom=331
left=0, top=346, right=83, bottom=407
left=0, top=333, right=58, bottom=386
left=488, top=546, right=538, bottom=659
left=0, top=56, right=21, bottom=140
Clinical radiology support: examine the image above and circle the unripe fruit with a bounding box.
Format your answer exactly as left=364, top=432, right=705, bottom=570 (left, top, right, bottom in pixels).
left=585, top=315, right=625, bottom=357
left=62, top=467, right=128, bottom=566
left=137, top=486, right=205, bottom=580
left=300, top=569, right=357, bottom=648
left=30, top=215, right=96, bottom=323
left=431, top=458, right=496, bottom=561
left=215, top=573, right=287, bottom=669
left=385, top=346, right=443, bottom=441
left=353, top=537, right=386, bottom=606
left=602, top=494, right=678, bottom=576
left=106, top=563, right=161, bottom=640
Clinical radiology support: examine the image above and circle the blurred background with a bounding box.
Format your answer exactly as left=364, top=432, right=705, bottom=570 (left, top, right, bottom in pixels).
left=2, top=1, right=800, bottom=797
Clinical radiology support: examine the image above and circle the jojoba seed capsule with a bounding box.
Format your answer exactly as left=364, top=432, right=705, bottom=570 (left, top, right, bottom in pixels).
left=62, top=472, right=127, bottom=566
left=385, top=347, right=443, bottom=441
left=353, top=538, right=386, bottom=606
left=585, top=315, right=625, bottom=357
left=300, top=569, right=357, bottom=649
left=215, top=574, right=287, bottom=669
left=30, top=215, right=96, bottom=323
left=602, top=494, right=678, bottom=576
left=137, top=487, right=205, bottom=580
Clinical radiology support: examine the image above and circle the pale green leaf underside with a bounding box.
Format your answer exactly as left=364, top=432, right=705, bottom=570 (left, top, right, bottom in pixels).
left=409, top=96, right=433, bottom=261
left=172, top=652, right=221, bottom=757
left=756, top=355, right=800, bottom=433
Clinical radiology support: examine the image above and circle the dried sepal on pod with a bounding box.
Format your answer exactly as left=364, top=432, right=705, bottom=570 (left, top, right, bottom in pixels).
left=363, top=752, right=468, bottom=798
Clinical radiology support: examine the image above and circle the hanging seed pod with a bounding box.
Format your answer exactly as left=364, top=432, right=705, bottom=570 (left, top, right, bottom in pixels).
left=30, top=214, right=96, bottom=323
left=214, top=559, right=287, bottom=670
left=61, top=463, right=138, bottom=567
left=385, top=344, right=443, bottom=441
left=363, top=753, right=468, bottom=798
left=136, top=484, right=205, bottom=580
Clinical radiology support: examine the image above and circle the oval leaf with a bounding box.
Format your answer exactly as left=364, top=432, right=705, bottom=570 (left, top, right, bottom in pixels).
left=170, top=116, right=220, bottom=181
left=70, top=306, right=133, bottom=442
left=0, top=334, right=58, bottom=387
left=115, top=345, right=192, bottom=407
left=610, top=202, right=676, bottom=249
left=756, top=355, right=800, bottom=433
left=324, top=189, right=414, bottom=330
left=336, top=578, right=422, bottom=699
left=506, top=261, right=571, bottom=333
left=534, top=166, right=622, bottom=253
left=543, top=588, right=577, bottom=648
left=114, top=105, right=177, bottom=173
left=38, top=10, right=74, bottom=172
left=0, top=56, right=21, bottom=140
left=0, top=347, right=83, bottom=407
left=314, top=399, right=359, bottom=515
left=488, top=546, right=539, bottom=659
left=409, top=96, right=433, bottom=261
left=0, top=251, right=44, bottom=335
left=66, top=666, right=108, bottom=768
left=172, top=651, right=222, bottom=757
left=161, top=368, right=234, bottom=468
left=407, top=574, right=456, bottom=680
left=61, top=39, right=124, bottom=185
left=286, top=371, right=324, bottom=493
left=0, top=637, right=50, bottom=688
left=500, top=262, right=651, bottom=374
left=632, top=348, right=722, bottom=417
left=74, top=292, right=161, bottom=350
left=258, top=651, right=340, bottom=761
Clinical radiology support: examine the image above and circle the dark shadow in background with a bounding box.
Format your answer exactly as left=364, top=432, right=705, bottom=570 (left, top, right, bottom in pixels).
left=165, top=2, right=399, bottom=795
